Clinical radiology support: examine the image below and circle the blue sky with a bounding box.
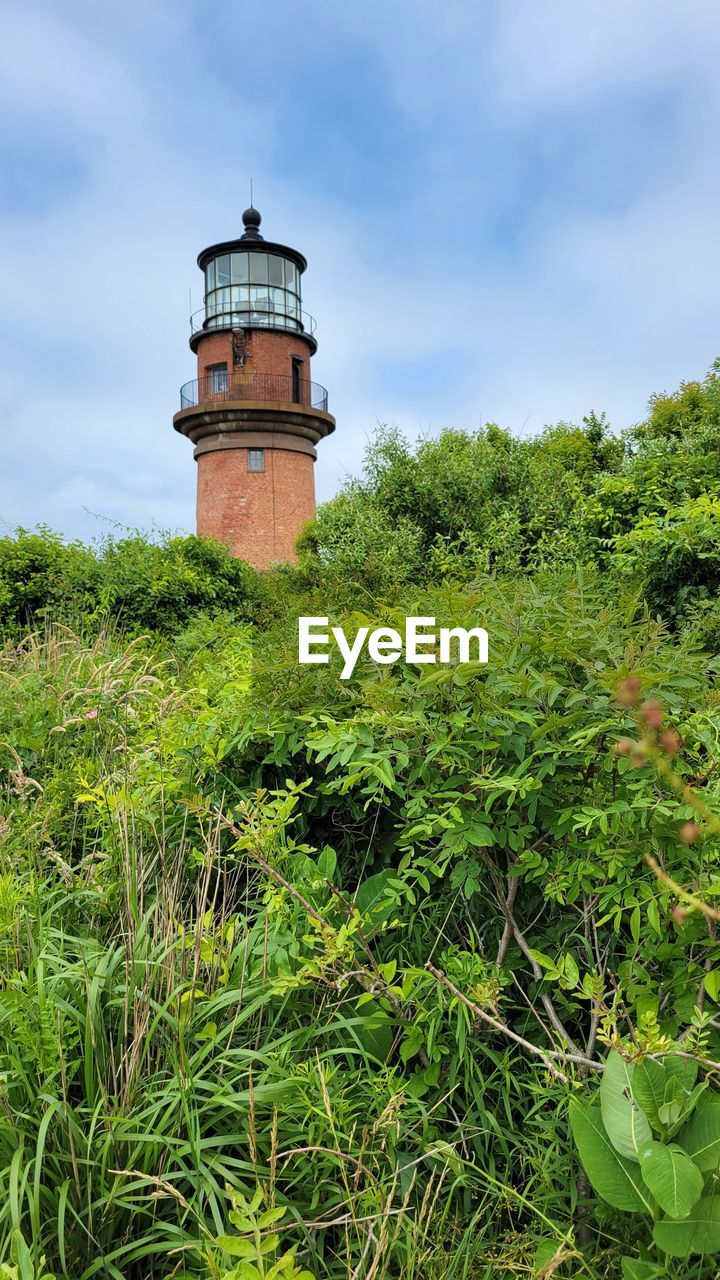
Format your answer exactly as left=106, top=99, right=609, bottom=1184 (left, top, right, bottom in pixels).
left=1, top=0, right=719, bottom=539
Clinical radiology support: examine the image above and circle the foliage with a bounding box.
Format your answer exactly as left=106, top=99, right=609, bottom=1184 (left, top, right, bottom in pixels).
left=571, top=1049, right=719, bottom=1268
left=1, top=361, right=720, bottom=1276
left=612, top=495, right=720, bottom=630
left=0, top=530, right=261, bottom=635
left=295, top=364, right=720, bottom=618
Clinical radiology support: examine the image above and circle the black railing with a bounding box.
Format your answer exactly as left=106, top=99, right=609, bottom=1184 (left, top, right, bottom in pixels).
left=179, top=373, right=329, bottom=413
left=190, top=306, right=317, bottom=338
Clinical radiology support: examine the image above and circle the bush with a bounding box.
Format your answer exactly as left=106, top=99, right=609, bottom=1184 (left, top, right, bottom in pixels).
left=0, top=530, right=262, bottom=636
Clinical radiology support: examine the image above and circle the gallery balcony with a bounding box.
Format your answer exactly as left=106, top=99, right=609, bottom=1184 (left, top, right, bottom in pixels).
left=173, top=373, right=335, bottom=457
left=179, top=373, right=329, bottom=414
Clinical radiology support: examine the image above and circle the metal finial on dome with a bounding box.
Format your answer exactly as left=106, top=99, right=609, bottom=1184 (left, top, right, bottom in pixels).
left=241, top=207, right=263, bottom=241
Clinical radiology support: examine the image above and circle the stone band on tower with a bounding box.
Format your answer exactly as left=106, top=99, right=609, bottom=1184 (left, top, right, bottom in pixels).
left=173, top=207, right=335, bottom=569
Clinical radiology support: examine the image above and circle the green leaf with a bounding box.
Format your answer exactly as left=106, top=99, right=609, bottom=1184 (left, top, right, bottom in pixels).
left=621, top=1259, right=665, bottom=1280
left=665, top=1081, right=708, bottom=1138
left=562, top=952, right=580, bottom=989
left=533, top=1239, right=559, bottom=1271
left=9, top=1235, right=33, bottom=1280
left=528, top=949, right=559, bottom=975
left=259, top=1234, right=281, bottom=1254
left=633, top=1059, right=667, bottom=1128
left=354, top=871, right=394, bottom=922
left=569, top=1101, right=655, bottom=1213
left=653, top=1195, right=720, bottom=1256
left=658, top=1076, right=685, bottom=1128
left=533, top=1238, right=568, bottom=1274
left=600, top=1050, right=653, bottom=1162
left=257, top=1207, right=286, bottom=1228
left=704, top=970, right=720, bottom=1003
left=216, top=1236, right=257, bottom=1259
left=639, top=1142, right=703, bottom=1218
left=664, top=1055, right=698, bottom=1090
left=678, top=1092, right=720, bottom=1170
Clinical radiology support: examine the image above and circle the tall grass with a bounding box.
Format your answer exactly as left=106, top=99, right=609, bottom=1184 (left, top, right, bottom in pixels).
left=1, top=619, right=682, bottom=1278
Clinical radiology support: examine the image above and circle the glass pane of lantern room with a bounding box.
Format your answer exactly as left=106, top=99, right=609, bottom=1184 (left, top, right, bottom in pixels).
left=206, top=261, right=215, bottom=292
left=215, top=255, right=231, bottom=287
left=249, top=253, right=268, bottom=284
left=231, top=253, right=249, bottom=283
left=248, top=285, right=266, bottom=311
left=268, top=255, right=284, bottom=287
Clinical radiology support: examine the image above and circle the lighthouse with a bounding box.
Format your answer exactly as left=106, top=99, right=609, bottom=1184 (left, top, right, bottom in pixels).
left=173, top=208, right=335, bottom=568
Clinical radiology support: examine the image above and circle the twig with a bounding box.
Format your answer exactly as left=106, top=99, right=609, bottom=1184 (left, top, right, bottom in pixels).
left=425, top=961, right=602, bottom=1079
left=495, top=874, right=519, bottom=966
left=482, top=855, right=582, bottom=1054
left=645, top=854, right=720, bottom=923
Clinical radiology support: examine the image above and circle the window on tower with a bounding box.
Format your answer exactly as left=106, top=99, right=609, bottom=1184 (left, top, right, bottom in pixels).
left=208, top=363, right=228, bottom=394
left=248, top=449, right=265, bottom=472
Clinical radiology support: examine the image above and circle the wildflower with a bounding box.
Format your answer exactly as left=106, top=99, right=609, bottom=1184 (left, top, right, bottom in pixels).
left=615, top=676, right=642, bottom=707
left=660, top=729, right=683, bottom=756
left=640, top=699, right=663, bottom=731
left=84, top=709, right=99, bottom=720
left=679, top=820, right=701, bottom=845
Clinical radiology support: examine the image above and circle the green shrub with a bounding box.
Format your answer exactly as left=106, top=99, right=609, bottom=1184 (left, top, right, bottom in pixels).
left=0, top=530, right=261, bottom=636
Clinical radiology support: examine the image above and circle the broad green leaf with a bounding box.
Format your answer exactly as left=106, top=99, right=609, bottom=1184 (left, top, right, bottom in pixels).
left=562, top=952, right=580, bottom=988
left=600, top=1050, right=653, bottom=1161
left=704, top=970, right=720, bottom=1003
left=653, top=1195, right=720, bottom=1256
left=316, top=845, right=337, bottom=880
left=664, top=1055, right=698, bottom=1090
left=533, top=1239, right=559, bottom=1271
left=259, top=1234, right=281, bottom=1254
left=257, top=1207, right=286, bottom=1228
left=216, top=1236, right=257, bottom=1259
left=533, top=1238, right=572, bottom=1274
left=633, top=1059, right=667, bottom=1128
left=678, top=1092, right=720, bottom=1170
left=569, top=1101, right=655, bottom=1213
left=8, top=1233, right=32, bottom=1280
left=231, top=1265, right=262, bottom=1280
left=621, top=1259, right=665, bottom=1280
left=354, top=871, right=393, bottom=916
left=528, top=949, right=559, bottom=974
left=658, top=1076, right=685, bottom=1128
left=466, top=822, right=494, bottom=847
left=639, top=1142, right=703, bottom=1217
left=9, top=1234, right=33, bottom=1280
left=664, top=1081, right=708, bottom=1138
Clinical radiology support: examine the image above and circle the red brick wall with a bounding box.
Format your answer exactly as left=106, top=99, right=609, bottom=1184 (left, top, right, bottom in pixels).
left=196, top=332, right=234, bottom=380
left=196, top=445, right=316, bottom=568
left=248, top=330, right=313, bottom=377
left=195, top=329, right=313, bottom=383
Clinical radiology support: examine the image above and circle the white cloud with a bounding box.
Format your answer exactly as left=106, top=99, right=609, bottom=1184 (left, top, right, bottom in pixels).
left=1, top=0, right=719, bottom=540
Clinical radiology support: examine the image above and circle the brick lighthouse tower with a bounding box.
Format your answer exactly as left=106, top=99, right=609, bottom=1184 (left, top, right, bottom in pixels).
left=173, top=207, right=335, bottom=568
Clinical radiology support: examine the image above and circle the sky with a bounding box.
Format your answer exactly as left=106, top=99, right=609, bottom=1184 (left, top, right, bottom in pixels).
left=1, top=0, right=720, bottom=540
